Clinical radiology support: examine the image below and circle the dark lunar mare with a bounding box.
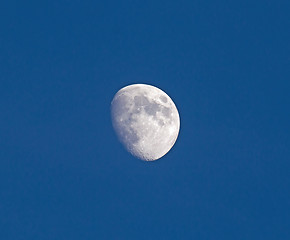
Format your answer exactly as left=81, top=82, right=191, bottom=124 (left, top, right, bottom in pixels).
left=134, top=94, right=172, bottom=121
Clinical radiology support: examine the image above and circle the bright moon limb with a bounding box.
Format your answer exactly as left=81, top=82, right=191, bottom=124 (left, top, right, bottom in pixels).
left=111, top=84, right=180, bottom=161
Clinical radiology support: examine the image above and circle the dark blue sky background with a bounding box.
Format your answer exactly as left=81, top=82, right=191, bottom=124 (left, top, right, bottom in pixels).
left=1, top=0, right=289, bottom=239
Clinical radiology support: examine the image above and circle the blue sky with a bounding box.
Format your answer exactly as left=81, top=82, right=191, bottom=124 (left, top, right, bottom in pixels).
left=0, top=0, right=289, bottom=239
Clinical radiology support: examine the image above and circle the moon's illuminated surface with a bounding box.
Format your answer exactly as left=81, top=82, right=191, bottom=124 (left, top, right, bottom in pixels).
left=111, top=84, right=180, bottom=161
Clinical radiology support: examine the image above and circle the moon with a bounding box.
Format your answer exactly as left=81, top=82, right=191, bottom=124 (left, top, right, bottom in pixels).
left=111, top=84, right=180, bottom=161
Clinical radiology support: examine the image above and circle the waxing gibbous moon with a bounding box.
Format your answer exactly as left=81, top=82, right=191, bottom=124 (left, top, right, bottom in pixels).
left=111, top=84, right=180, bottom=161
